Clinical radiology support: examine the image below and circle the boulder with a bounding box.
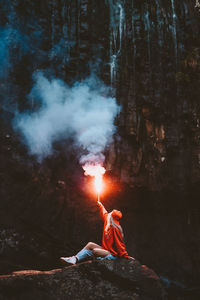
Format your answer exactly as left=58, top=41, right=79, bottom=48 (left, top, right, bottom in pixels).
left=0, top=258, right=166, bottom=300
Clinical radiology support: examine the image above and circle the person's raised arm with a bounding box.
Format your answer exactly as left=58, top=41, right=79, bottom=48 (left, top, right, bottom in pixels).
left=97, top=200, right=108, bottom=220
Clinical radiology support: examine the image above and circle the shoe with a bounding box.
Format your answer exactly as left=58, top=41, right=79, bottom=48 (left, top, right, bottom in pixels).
left=60, top=256, right=77, bottom=265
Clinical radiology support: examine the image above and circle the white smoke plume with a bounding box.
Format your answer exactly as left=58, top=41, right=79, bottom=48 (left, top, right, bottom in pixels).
left=14, top=72, right=120, bottom=166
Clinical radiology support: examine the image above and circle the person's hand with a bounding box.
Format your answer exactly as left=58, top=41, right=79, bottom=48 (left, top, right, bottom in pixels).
left=97, top=200, right=101, bottom=206
left=129, top=256, right=135, bottom=261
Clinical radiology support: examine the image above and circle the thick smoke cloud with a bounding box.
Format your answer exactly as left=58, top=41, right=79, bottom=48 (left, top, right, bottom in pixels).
left=14, top=72, right=120, bottom=165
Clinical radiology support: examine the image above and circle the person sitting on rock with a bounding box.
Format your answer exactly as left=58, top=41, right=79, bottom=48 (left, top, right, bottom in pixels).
left=60, top=200, right=130, bottom=265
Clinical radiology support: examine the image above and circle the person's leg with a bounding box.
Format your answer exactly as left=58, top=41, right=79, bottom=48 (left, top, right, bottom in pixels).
left=84, top=242, right=102, bottom=251
left=60, top=242, right=102, bottom=265
left=75, top=242, right=103, bottom=262
left=92, top=248, right=111, bottom=257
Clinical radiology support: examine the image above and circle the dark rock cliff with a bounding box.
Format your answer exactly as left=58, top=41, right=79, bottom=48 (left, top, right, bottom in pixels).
left=0, top=1, right=200, bottom=298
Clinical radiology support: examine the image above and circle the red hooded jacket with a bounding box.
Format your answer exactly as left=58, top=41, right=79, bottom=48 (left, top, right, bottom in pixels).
left=98, top=202, right=129, bottom=258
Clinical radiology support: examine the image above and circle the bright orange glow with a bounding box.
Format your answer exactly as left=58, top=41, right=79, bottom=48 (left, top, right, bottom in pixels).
left=82, top=164, right=106, bottom=195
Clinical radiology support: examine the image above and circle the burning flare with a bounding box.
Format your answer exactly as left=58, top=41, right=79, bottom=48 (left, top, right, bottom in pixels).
left=83, top=164, right=106, bottom=196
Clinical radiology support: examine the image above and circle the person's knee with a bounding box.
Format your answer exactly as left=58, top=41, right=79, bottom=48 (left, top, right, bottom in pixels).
left=85, top=242, right=94, bottom=250
left=92, top=248, right=99, bottom=256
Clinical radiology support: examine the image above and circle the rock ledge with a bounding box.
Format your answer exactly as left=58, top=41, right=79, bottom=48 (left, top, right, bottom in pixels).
left=0, top=259, right=166, bottom=300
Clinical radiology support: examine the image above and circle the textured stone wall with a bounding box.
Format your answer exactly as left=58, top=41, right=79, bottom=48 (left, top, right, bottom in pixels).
left=105, top=0, right=200, bottom=192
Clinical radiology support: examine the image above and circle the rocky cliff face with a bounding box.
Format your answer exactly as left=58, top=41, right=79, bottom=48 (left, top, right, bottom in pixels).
left=0, top=0, right=200, bottom=297
left=107, top=0, right=200, bottom=192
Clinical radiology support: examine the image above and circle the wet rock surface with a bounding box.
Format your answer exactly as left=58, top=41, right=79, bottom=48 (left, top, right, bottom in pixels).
left=0, top=259, right=166, bottom=300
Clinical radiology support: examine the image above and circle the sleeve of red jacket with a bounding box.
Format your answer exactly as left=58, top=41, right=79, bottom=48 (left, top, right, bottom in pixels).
left=98, top=202, right=108, bottom=221
left=113, top=228, right=129, bottom=257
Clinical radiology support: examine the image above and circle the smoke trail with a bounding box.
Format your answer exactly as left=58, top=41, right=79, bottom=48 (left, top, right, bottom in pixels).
left=13, top=72, right=120, bottom=166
